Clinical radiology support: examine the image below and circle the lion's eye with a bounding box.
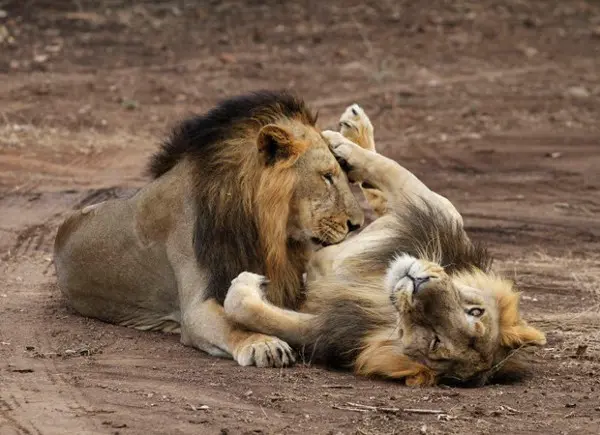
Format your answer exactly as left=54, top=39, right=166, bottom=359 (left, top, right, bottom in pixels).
left=467, top=307, right=485, bottom=317
left=430, top=336, right=441, bottom=352
left=323, top=173, right=334, bottom=185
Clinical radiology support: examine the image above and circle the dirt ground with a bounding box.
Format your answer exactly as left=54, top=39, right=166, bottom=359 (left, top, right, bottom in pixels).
left=1, top=1, right=599, bottom=434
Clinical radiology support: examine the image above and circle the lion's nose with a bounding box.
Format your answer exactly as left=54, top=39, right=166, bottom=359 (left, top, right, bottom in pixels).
left=347, top=220, right=361, bottom=232
left=409, top=276, right=430, bottom=294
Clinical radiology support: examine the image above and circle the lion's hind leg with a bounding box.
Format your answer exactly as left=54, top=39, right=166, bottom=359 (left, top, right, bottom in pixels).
left=339, top=104, right=376, bottom=151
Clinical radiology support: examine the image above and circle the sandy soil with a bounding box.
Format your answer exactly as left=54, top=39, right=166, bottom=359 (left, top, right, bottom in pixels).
left=1, top=1, right=600, bottom=434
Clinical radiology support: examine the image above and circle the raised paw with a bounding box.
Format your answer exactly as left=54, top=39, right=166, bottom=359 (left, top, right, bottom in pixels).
left=321, top=130, right=360, bottom=162
left=234, top=334, right=296, bottom=368
left=322, top=130, right=367, bottom=184
left=224, top=271, right=267, bottom=325
left=339, top=104, right=375, bottom=151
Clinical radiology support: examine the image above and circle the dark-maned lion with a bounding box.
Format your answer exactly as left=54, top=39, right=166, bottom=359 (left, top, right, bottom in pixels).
left=224, top=104, right=546, bottom=386
left=54, top=91, right=364, bottom=368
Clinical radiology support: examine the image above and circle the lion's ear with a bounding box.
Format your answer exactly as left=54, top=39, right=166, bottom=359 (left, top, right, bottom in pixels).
left=257, top=124, right=307, bottom=167
left=501, top=321, right=546, bottom=348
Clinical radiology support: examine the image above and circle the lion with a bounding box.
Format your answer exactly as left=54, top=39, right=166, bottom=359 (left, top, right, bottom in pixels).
left=223, top=104, right=546, bottom=386
left=53, top=91, right=364, bottom=368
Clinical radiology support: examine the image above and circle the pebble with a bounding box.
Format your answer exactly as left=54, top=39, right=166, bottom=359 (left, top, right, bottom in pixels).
left=566, top=86, right=590, bottom=99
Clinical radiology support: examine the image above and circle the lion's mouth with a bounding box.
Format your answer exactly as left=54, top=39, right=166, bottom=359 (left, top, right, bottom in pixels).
left=311, top=237, right=333, bottom=248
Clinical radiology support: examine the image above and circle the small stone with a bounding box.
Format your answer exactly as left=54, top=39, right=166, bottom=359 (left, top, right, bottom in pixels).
left=33, top=54, right=49, bottom=63
left=565, top=403, right=577, bottom=408
left=546, top=152, right=561, bottom=158
left=121, top=99, right=138, bottom=110
left=244, top=390, right=253, bottom=397
left=0, top=10, right=7, bottom=18
left=522, top=17, right=541, bottom=28
left=518, top=45, right=538, bottom=57
left=45, top=44, right=62, bottom=53
left=566, top=86, right=590, bottom=99
left=219, top=53, right=236, bottom=63
left=420, top=424, right=428, bottom=434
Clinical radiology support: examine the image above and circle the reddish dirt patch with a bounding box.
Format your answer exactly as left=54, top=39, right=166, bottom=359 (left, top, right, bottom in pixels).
left=1, top=1, right=599, bottom=434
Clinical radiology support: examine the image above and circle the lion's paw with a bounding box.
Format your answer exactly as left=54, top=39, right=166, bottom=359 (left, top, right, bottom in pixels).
left=339, top=104, right=375, bottom=151
left=322, top=130, right=359, bottom=162
left=234, top=334, right=296, bottom=368
left=230, top=271, right=268, bottom=293
left=224, top=271, right=267, bottom=323
left=322, top=130, right=367, bottom=184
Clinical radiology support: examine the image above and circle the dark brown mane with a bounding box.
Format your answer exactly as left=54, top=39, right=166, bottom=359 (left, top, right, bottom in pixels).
left=148, top=91, right=318, bottom=309
left=148, top=91, right=316, bottom=178
left=355, top=199, right=492, bottom=276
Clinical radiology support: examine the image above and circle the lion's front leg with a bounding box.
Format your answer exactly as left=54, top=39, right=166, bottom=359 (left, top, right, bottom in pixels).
left=180, top=297, right=296, bottom=368
left=169, top=247, right=295, bottom=367
left=224, top=272, right=315, bottom=349
left=339, top=104, right=376, bottom=152
left=337, top=104, right=387, bottom=215
left=323, top=128, right=462, bottom=226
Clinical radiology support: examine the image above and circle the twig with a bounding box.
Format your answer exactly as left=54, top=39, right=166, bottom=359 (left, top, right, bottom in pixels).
left=499, top=405, right=521, bottom=414
left=346, top=402, right=401, bottom=413
left=336, top=402, right=446, bottom=415
left=332, top=405, right=369, bottom=412
left=321, top=384, right=355, bottom=389
left=260, top=405, right=268, bottom=419
left=402, top=408, right=445, bottom=415
left=346, top=402, right=379, bottom=411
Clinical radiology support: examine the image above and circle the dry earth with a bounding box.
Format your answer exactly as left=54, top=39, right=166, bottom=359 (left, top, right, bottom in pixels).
left=1, top=1, right=599, bottom=434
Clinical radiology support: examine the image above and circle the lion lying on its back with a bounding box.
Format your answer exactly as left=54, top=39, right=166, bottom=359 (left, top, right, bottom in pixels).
left=224, top=105, right=546, bottom=386
left=54, top=91, right=364, bottom=368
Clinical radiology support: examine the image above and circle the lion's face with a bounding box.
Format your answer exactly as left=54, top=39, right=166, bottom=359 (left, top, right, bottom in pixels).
left=257, top=123, right=364, bottom=247
left=385, top=255, right=545, bottom=383
left=293, top=137, right=364, bottom=246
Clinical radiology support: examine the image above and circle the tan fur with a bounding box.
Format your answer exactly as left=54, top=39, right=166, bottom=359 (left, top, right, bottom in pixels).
left=338, top=104, right=387, bottom=215
left=224, top=104, right=546, bottom=385
left=54, top=93, right=363, bottom=367
left=354, top=336, right=436, bottom=386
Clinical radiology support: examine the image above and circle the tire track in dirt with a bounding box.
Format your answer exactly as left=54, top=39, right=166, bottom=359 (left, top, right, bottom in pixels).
left=1, top=187, right=142, bottom=434
left=2, top=356, right=103, bottom=435
left=0, top=396, right=37, bottom=435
